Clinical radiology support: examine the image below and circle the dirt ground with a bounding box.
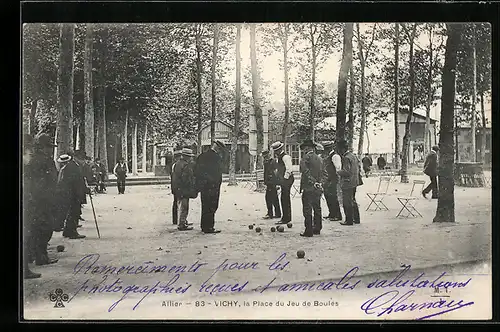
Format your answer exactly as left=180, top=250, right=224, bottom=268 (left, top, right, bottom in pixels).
left=23, top=174, right=491, bottom=319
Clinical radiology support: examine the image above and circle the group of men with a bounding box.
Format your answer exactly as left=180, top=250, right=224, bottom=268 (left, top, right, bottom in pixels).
left=23, top=133, right=98, bottom=279
left=262, top=138, right=363, bottom=237
left=169, top=141, right=226, bottom=233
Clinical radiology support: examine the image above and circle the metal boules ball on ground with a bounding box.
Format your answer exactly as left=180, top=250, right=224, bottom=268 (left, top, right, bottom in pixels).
left=249, top=225, right=254, bottom=230
left=287, top=223, right=293, bottom=228
left=297, top=250, right=305, bottom=259
left=270, top=227, right=276, bottom=232
left=277, top=225, right=285, bottom=232
left=57, top=245, right=65, bottom=252
left=255, top=227, right=261, bottom=233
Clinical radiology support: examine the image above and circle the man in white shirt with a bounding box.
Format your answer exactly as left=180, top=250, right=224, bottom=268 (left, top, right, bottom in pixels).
left=322, top=141, right=343, bottom=221
left=271, top=141, right=294, bottom=224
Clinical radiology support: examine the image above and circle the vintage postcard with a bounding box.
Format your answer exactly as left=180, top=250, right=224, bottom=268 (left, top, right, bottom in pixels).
left=21, top=21, right=492, bottom=321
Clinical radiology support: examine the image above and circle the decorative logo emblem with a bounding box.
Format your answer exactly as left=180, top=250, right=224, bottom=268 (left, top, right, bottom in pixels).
left=49, top=288, right=69, bottom=308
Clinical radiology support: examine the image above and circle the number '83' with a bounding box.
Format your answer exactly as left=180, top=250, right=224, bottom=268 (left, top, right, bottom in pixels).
left=195, top=301, right=205, bottom=307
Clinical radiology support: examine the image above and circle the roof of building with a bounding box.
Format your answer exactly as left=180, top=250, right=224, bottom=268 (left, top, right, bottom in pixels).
left=197, top=119, right=248, bottom=135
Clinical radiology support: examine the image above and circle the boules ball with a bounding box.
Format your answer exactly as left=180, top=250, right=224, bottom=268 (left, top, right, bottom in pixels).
left=277, top=225, right=285, bottom=232
left=297, top=250, right=305, bottom=259
left=249, top=224, right=254, bottom=230
left=255, top=227, right=261, bottom=233
left=287, top=222, right=293, bottom=228
left=56, top=245, right=65, bottom=252
left=271, top=227, right=276, bottom=232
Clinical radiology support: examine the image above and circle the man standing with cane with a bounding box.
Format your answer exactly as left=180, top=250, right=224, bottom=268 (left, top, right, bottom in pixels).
left=113, top=157, right=128, bottom=194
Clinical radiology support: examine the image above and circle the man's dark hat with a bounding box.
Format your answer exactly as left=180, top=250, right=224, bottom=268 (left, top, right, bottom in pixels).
left=432, top=145, right=439, bottom=152
left=299, top=139, right=315, bottom=149
left=337, top=139, right=348, bottom=149
left=323, top=141, right=335, bottom=150
left=34, top=133, right=57, bottom=147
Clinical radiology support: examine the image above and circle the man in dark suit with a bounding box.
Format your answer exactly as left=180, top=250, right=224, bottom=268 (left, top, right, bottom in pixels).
left=299, top=139, right=324, bottom=237
left=194, top=140, right=225, bottom=234
left=337, top=140, right=361, bottom=226
left=322, top=141, right=343, bottom=221
left=172, top=148, right=197, bottom=231
left=170, top=149, right=181, bottom=224
left=361, top=153, right=372, bottom=178
left=271, top=141, right=294, bottom=225
left=377, top=154, right=387, bottom=170
left=262, top=150, right=281, bottom=219
left=57, top=154, right=87, bottom=239
left=422, top=145, right=439, bottom=199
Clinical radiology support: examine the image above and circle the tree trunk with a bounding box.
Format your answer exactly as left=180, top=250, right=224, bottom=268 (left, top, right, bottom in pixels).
left=29, top=99, right=38, bottom=135
left=282, top=36, right=290, bottom=147
left=75, top=123, right=81, bottom=150
left=84, top=23, right=94, bottom=158
left=53, top=127, right=59, bottom=166
left=152, top=133, right=157, bottom=170
left=195, top=28, right=203, bottom=154
left=347, top=67, right=355, bottom=151
left=400, top=24, right=417, bottom=183
left=113, top=134, right=118, bottom=170
left=142, top=124, right=147, bottom=173
left=433, top=23, right=461, bottom=223
left=210, top=24, right=219, bottom=147
left=480, top=92, right=487, bottom=164
left=122, top=109, right=128, bottom=163
left=336, top=23, right=353, bottom=144
left=250, top=24, right=264, bottom=170
left=132, top=122, right=138, bottom=175
left=97, top=28, right=108, bottom=173
left=310, top=50, right=317, bottom=141
left=229, top=24, right=242, bottom=186
left=56, top=23, right=75, bottom=154
left=366, top=129, right=370, bottom=154
left=471, top=23, right=477, bottom=162
left=357, top=63, right=366, bottom=156
left=424, top=25, right=433, bottom=157
left=393, top=23, right=401, bottom=169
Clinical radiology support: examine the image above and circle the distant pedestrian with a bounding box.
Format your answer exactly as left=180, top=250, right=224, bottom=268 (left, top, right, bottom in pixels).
left=194, top=140, right=225, bottom=234
left=299, top=139, right=324, bottom=237
left=170, top=149, right=181, bottom=225
left=113, top=158, right=128, bottom=194
left=94, top=159, right=107, bottom=193
left=422, top=145, right=439, bottom=199
left=262, top=150, right=281, bottom=219
left=172, top=148, right=197, bottom=231
left=377, top=154, right=386, bottom=170
left=361, top=153, right=372, bottom=178
left=271, top=141, right=294, bottom=225
left=322, top=142, right=343, bottom=221
left=337, top=140, right=361, bottom=226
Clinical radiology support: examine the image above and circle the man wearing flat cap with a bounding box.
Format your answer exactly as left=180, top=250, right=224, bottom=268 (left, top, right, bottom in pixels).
left=336, top=139, right=361, bottom=226
left=298, top=139, right=324, bottom=237
left=172, top=148, right=197, bottom=231
left=271, top=141, right=294, bottom=225
left=262, top=149, right=281, bottom=219
left=322, top=141, right=343, bottom=221
left=194, top=140, right=225, bottom=233
left=28, top=133, right=60, bottom=265
left=422, top=145, right=439, bottom=199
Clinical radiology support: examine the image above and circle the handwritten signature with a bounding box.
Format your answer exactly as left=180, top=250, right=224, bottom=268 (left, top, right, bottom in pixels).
left=361, top=289, right=474, bottom=320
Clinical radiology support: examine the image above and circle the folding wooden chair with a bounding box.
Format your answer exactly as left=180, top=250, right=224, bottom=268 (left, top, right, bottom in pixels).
left=396, top=180, right=426, bottom=218
left=291, top=181, right=301, bottom=198
left=366, top=176, right=392, bottom=211
left=254, top=170, right=266, bottom=192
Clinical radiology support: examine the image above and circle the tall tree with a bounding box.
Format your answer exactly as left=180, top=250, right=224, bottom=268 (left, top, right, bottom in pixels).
left=336, top=23, right=354, bottom=143
left=142, top=124, right=148, bottom=173
left=210, top=24, right=220, bottom=146
left=250, top=24, right=264, bottom=169
left=229, top=24, right=242, bottom=186
left=393, top=23, right=401, bottom=169
left=433, top=24, right=462, bottom=223
left=132, top=122, right=138, bottom=175
left=347, top=67, right=355, bottom=151
left=122, top=109, right=128, bottom=165
left=83, top=23, right=94, bottom=158
left=355, top=23, right=377, bottom=156
left=195, top=24, right=206, bottom=154
left=277, top=23, right=293, bottom=146
left=400, top=23, right=418, bottom=183
left=471, top=23, right=477, bottom=162
left=96, top=27, right=109, bottom=172
left=56, top=23, right=75, bottom=154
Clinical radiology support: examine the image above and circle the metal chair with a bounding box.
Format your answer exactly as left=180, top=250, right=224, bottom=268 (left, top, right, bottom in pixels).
left=396, top=180, right=426, bottom=218
left=366, top=176, right=392, bottom=211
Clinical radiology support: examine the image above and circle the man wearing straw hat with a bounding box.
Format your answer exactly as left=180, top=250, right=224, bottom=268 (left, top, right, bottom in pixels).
left=172, top=147, right=197, bottom=231
left=57, top=153, right=87, bottom=239
left=194, top=140, right=225, bottom=234
left=271, top=140, right=294, bottom=225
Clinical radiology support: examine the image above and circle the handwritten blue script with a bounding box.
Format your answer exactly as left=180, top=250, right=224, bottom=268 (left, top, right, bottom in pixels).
left=361, top=289, right=474, bottom=320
